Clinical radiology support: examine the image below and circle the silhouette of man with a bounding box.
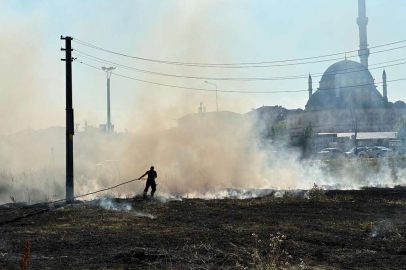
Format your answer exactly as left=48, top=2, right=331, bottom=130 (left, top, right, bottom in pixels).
left=139, top=166, right=157, bottom=198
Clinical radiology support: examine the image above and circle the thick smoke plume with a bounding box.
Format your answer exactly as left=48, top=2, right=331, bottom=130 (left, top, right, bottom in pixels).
left=1, top=1, right=406, bottom=204
left=2, top=105, right=406, bottom=205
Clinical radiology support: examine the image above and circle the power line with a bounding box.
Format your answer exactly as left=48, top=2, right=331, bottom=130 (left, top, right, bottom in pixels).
left=73, top=50, right=406, bottom=82
left=73, top=37, right=406, bottom=68
left=75, top=59, right=406, bottom=94
left=74, top=42, right=406, bottom=69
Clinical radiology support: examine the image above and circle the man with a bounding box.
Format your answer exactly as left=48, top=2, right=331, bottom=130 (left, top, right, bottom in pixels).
left=139, top=166, right=158, bottom=198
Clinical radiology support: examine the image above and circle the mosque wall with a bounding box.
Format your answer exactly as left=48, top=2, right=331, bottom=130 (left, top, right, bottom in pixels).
left=287, top=108, right=406, bottom=136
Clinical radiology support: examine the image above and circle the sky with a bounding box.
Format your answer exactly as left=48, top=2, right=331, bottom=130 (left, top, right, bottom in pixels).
left=1, top=0, right=406, bottom=134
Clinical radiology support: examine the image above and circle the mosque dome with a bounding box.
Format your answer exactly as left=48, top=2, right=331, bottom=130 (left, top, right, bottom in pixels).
left=306, top=60, right=383, bottom=110
left=394, top=100, right=406, bottom=109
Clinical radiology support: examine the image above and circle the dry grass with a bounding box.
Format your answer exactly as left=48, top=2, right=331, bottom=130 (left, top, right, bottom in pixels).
left=1, top=189, right=406, bottom=269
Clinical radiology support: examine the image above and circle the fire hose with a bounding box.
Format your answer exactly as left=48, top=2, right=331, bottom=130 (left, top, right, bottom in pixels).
left=2, top=177, right=149, bottom=211
left=0, top=177, right=150, bottom=226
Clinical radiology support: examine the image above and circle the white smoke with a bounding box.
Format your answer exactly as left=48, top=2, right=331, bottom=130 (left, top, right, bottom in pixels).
left=96, top=198, right=156, bottom=219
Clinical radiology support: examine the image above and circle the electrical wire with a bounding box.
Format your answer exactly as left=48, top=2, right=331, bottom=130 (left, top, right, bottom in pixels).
left=75, top=42, right=406, bottom=69
left=73, top=50, right=406, bottom=82
left=75, top=59, right=406, bottom=94
left=72, top=37, right=406, bottom=68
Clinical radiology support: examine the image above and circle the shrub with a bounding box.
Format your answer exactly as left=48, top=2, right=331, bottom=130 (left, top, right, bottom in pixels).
left=308, top=184, right=326, bottom=202
left=245, top=232, right=294, bottom=270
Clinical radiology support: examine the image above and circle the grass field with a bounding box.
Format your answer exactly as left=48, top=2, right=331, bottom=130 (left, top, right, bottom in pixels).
left=1, top=187, right=406, bottom=269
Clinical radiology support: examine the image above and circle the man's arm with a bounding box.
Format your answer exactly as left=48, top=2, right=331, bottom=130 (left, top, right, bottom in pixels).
left=138, top=172, right=147, bottom=180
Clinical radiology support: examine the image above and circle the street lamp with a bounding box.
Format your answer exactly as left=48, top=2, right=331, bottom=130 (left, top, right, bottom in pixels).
left=204, top=81, right=218, bottom=112
left=101, top=66, right=116, bottom=133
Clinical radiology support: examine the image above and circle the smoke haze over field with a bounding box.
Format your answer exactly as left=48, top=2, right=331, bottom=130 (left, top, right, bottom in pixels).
left=0, top=23, right=63, bottom=135
left=1, top=1, right=406, bottom=203
left=2, top=111, right=406, bottom=204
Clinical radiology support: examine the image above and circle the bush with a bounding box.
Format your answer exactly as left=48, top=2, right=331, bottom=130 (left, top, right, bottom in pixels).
left=237, top=232, right=307, bottom=270
left=308, top=184, right=326, bottom=202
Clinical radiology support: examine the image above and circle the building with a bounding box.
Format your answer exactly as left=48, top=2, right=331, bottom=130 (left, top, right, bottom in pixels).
left=245, top=105, right=287, bottom=125
left=178, top=109, right=243, bottom=135
left=287, top=0, right=406, bottom=137
left=178, top=104, right=288, bottom=138
left=245, top=105, right=287, bottom=135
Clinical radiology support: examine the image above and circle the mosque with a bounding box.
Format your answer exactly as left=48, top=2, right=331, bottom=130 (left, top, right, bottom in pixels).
left=287, top=0, right=406, bottom=136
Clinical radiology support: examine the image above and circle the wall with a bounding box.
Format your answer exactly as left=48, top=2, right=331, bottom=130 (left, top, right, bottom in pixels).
left=287, top=108, right=406, bottom=136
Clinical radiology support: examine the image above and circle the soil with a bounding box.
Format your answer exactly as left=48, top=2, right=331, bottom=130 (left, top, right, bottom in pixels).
left=1, top=187, right=406, bottom=269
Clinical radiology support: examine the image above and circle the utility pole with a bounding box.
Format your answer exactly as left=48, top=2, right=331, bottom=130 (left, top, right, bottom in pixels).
left=61, top=36, right=74, bottom=204
left=350, top=92, right=358, bottom=148
left=204, top=81, right=218, bottom=112
left=102, top=67, right=115, bottom=133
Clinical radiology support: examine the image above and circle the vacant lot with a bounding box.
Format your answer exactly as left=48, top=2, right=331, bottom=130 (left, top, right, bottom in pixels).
left=1, top=188, right=406, bottom=269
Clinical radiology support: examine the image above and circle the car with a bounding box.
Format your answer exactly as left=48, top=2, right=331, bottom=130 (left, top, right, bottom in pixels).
left=345, top=147, right=370, bottom=158
left=363, top=146, right=393, bottom=158
left=317, top=148, right=345, bottom=160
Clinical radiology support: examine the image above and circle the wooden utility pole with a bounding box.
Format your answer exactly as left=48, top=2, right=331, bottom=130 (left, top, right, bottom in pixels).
left=61, top=36, right=74, bottom=203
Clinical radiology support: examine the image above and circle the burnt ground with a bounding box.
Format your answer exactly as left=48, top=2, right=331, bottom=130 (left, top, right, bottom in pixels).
left=1, top=188, right=406, bottom=270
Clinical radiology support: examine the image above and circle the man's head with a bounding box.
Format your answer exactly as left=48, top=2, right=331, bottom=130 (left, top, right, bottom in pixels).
left=150, top=166, right=154, bottom=170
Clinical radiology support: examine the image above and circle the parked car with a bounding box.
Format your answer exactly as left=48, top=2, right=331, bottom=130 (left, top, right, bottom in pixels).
left=345, top=147, right=370, bottom=158
left=363, top=146, right=393, bottom=158
left=317, top=148, right=345, bottom=160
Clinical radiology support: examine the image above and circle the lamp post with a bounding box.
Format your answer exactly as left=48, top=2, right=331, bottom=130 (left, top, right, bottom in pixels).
left=204, top=81, right=218, bottom=112
left=101, top=66, right=115, bottom=133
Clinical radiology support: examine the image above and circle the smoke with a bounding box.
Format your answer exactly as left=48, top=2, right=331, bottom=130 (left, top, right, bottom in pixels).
left=2, top=89, right=406, bottom=204
left=2, top=101, right=406, bottom=204
left=2, top=106, right=406, bottom=205
left=97, top=198, right=156, bottom=219
left=0, top=2, right=274, bottom=202
left=132, top=211, right=156, bottom=220
left=99, top=198, right=132, bottom=212
left=0, top=16, right=63, bottom=136
left=1, top=1, right=406, bottom=205
left=370, top=219, right=397, bottom=238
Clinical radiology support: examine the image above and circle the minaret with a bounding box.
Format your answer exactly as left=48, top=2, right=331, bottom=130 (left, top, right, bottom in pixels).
left=308, top=74, right=313, bottom=99
left=383, top=70, right=388, bottom=102
left=357, top=0, right=370, bottom=68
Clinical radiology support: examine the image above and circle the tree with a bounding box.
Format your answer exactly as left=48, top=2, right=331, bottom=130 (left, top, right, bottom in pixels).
left=294, top=123, right=314, bottom=157
left=268, top=121, right=287, bottom=142
left=395, top=114, right=406, bottom=140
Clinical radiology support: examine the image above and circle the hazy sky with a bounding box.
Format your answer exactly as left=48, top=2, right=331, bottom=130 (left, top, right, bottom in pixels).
left=1, top=0, right=405, bottom=134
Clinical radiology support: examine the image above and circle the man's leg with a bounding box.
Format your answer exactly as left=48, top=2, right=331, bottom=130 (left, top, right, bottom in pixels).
left=143, top=180, right=151, bottom=198
left=151, top=180, right=157, bottom=197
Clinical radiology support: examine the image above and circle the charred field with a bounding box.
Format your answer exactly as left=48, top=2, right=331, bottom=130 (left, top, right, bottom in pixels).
left=1, top=188, right=406, bottom=270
